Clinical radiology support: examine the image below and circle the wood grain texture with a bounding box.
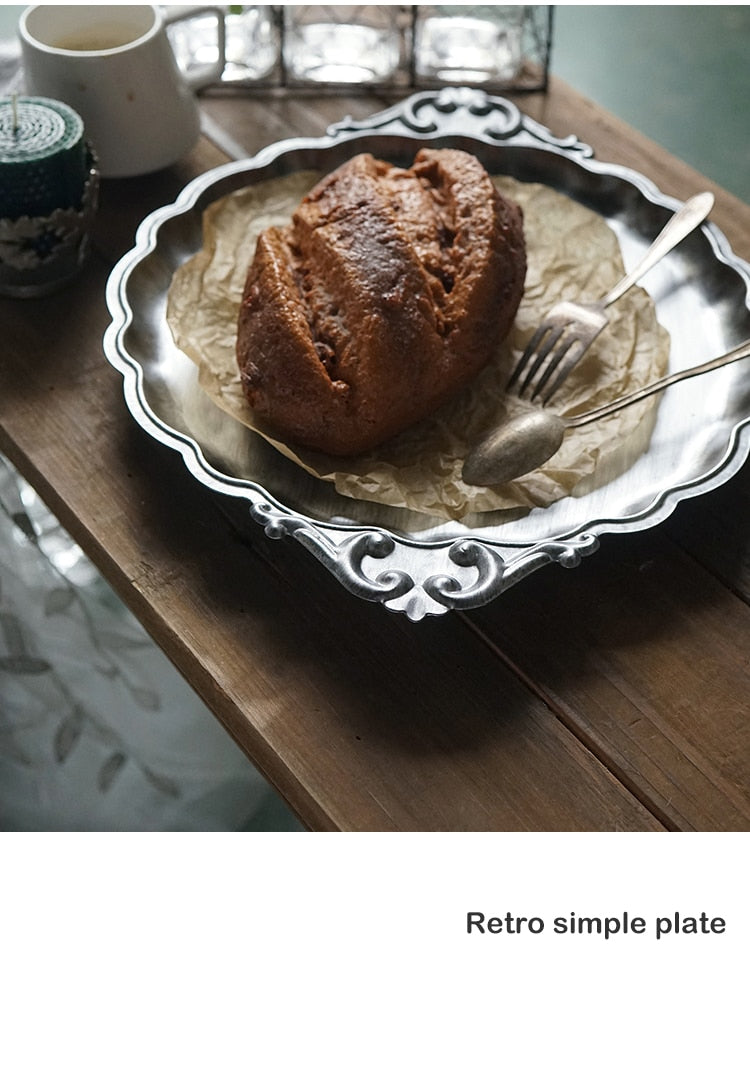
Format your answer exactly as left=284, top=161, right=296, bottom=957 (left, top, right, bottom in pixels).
left=463, top=529, right=750, bottom=831
left=1, top=79, right=748, bottom=830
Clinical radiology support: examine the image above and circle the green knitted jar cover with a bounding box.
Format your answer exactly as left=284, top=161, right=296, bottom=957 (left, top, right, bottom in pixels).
left=1, top=96, right=87, bottom=220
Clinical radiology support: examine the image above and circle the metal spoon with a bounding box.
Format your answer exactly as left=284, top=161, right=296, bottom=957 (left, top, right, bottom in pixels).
left=462, top=339, right=750, bottom=487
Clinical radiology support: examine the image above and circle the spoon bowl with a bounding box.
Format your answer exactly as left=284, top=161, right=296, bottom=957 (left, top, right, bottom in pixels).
left=462, top=339, right=750, bottom=488
left=462, top=408, right=566, bottom=486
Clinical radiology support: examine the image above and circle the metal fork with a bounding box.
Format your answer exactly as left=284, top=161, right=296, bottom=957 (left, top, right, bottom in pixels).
left=507, top=190, right=715, bottom=404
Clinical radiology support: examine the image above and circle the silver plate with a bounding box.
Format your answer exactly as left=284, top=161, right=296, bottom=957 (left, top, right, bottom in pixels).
left=104, top=88, right=750, bottom=620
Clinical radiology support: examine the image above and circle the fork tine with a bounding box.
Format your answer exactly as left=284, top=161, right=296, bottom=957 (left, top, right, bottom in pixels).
left=506, top=324, right=552, bottom=390
left=507, top=324, right=562, bottom=395
left=534, top=317, right=609, bottom=402
left=537, top=341, right=588, bottom=404
left=529, top=334, right=585, bottom=402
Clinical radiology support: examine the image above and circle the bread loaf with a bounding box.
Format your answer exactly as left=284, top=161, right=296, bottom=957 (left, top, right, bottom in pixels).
left=236, top=148, right=526, bottom=456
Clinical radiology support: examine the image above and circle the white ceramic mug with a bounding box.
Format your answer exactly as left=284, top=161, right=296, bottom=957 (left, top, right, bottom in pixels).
left=19, top=4, right=225, bottom=178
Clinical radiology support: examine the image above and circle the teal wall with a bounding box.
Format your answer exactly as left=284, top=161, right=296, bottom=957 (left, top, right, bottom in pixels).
left=551, top=5, right=750, bottom=202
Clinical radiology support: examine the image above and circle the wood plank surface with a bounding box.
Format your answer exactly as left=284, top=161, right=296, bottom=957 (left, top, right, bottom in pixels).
left=465, top=529, right=750, bottom=831
left=2, top=79, right=748, bottom=830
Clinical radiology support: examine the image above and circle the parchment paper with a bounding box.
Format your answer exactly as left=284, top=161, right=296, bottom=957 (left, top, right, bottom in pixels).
left=167, top=170, right=670, bottom=519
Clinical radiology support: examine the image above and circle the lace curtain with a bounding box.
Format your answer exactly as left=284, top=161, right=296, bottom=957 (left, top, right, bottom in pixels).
left=0, top=455, right=302, bottom=831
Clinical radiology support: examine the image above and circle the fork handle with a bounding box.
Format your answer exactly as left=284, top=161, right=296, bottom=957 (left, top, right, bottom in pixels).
left=601, top=191, right=715, bottom=308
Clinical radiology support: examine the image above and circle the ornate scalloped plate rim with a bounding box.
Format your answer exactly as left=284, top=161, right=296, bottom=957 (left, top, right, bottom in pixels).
left=104, top=88, right=750, bottom=620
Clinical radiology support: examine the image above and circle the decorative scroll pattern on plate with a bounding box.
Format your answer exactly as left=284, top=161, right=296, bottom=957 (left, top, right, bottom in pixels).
left=329, top=86, right=593, bottom=158
left=252, top=500, right=599, bottom=620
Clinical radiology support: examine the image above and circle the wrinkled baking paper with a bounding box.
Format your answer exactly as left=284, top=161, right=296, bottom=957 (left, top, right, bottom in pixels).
left=167, top=171, right=670, bottom=519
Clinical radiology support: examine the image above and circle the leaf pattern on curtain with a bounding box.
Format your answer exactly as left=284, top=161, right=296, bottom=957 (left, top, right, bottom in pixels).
left=0, top=455, right=301, bottom=832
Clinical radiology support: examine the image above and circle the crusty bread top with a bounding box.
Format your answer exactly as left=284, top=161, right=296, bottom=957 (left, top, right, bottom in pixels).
left=237, top=148, right=526, bottom=456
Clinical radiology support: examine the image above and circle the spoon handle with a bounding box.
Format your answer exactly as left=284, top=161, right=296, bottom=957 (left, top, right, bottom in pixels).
left=600, top=191, right=715, bottom=308
left=568, top=338, right=750, bottom=428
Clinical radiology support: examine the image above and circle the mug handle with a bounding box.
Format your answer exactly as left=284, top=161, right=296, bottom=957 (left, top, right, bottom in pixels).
left=162, top=5, right=227, bottom=90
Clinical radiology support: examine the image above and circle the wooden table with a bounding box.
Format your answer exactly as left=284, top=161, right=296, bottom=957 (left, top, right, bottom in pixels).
left=2, top=78, right=749, bottom=831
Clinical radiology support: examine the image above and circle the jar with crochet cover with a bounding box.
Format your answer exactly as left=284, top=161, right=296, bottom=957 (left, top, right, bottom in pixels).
left=0, top=95, right=99, bottom=297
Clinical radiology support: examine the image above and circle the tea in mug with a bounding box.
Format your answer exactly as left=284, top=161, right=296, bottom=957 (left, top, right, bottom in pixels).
left=53, top=25, right=141, bottom=52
